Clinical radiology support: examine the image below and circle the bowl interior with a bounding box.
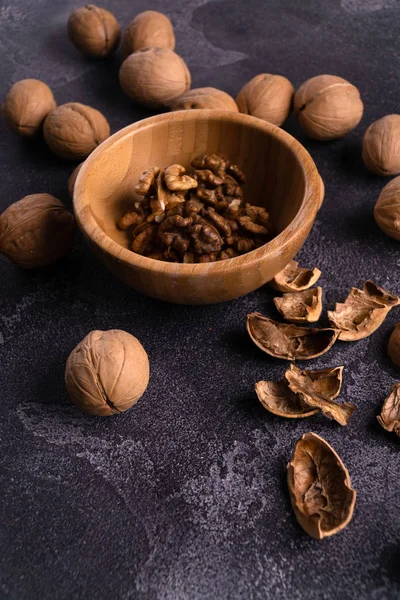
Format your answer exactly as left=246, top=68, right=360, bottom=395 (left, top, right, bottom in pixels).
left=81, top=112, right=307, bottom=251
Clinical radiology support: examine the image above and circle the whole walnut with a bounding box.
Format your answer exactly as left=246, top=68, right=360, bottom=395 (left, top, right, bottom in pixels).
left=121, top=10, right=175, bottom=57
left=169, top=87, right=238, bottom=112
left=43, top=102, right=110, bottom=160
left=67, top=4, right=120, bottom=58
left=65, top=329, right=150, bottom=416
left=388, top=323, right=400, bottom=367
left=293, top=74, right=363, bottom=140
left=236, top=74, right=294, bottom=126
left=374, top=176, right=400, bottom=240
left=2, top=79, right=56, bottom=137
left=119, top=47, right=191, bottom=109
left=0, top=194, right=75, bottom=268
left=362, top=115, right=400, bottom=176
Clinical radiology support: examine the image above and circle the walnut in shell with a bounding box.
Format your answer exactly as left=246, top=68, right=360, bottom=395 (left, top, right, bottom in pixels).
left=388, top=323, right=400, bottom=367
left=121, top=10, right=175, bottom=57
left=119, top=47, right=191, bottom=109
left=65, top=329, right=149, bottom=416
left=236, top=74, right=294, bottom=126
left=169, top=87, right=238, bottom=112
left=271, top=260, right=321, bottom=293
left=362, top=115, right=400, bottom=176
left=328, top=280, right=400, bottom=341
left=67, top=4, right=120, bottom=58
left=0, top=194, right=75, bottom=268
left=68, top=162, right=84, bottom=198
left=377, top=383, right=400, bottom=436
left=374, top=176, right=400, bottom=240
left=2, top=79, right=56, bottom=138
left=273, top=287, right=322, bottom=323
left=287, top=432, right=356, bottom=539
left=246, top=313, right=339, bottom=360
left=293, top=75, right=363, bottom=141
left=43, top=102, right=110, bottom=160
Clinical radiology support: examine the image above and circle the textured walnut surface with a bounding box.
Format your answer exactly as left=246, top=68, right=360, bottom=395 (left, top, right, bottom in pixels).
left=1, top=1, right=400, bottom=599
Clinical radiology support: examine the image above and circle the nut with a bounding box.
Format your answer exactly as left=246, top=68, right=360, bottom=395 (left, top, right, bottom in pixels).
left=388, top=323, right=400, bottom=366
left=374, top=176, right=400, bottom=240
left=43, top=102, right=110, bottom=160
left=0, top=194, right=75, bottom=268
left=119, top=47, right=191, bottom=109
left=377, top=383, right=400, bottom=436
left=67, top=4, right=120, bottom=58
left=236, top=74, right=294, bottom=126
left=121, top=10, right=175, bottom=57
left=170, top=87, right=238, bottom=112
left=2, top=79, right=56, bottom=138
left=164, top=164, right=198, bottom=191
left=68, top=162, right=84, bottom=198
left=363, top=115, right=400, bottom=176
left=293, top=74, right=363, bottom=140
left=65, top=329, right=149, bottom=416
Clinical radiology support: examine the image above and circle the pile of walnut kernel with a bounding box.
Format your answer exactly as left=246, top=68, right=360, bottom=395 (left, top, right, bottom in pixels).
left=117, top=153, right=272, bottom=263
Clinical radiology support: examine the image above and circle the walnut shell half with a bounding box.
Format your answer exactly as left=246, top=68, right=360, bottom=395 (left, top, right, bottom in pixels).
left=377, top=383, right=400, bottom=436
left=169, top=87, right=238, bottom=112
left=287, top=432, right=356, bottom=539
left=236, top=74, right=294, bottom=126
left=271, top=260, right=321, bottom=293
left=121, top=11, right=175, bottom=57
left=273, top=287, right=323, bottom=323
left=388, top=323, right=400, bottom=367
left=362, top=115, right=400, bottom=176
left=2, top=79, right=56, bottom=138
left=374, top=176, right=400, bottom=240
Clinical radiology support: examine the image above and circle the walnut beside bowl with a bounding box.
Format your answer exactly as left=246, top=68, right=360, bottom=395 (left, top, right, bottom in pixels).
left=73, top=110, right=321, bottom=304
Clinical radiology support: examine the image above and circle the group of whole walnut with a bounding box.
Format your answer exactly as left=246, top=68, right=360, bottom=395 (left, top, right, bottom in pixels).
left=0, top=6, right=399, bottom=542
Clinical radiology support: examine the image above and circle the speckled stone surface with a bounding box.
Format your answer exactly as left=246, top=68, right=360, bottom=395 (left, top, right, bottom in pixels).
left=0, top=1, right=399, bottom=599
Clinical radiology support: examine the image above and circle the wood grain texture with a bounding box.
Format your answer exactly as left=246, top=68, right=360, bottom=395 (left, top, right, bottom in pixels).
left=73, top=110, right=320, bottom=304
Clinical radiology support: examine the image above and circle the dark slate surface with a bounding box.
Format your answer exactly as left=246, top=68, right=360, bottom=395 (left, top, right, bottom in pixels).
left=0, top=1, right=399, bottom=599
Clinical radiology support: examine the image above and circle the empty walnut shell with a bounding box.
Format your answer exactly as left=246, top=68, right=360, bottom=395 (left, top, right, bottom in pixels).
left=294, top=75, right=363, bottom=141
left=388, top=323, right=400, bottom=367
left=119, top=47, right=191, bottom=109
left=236, top=74, right=294, bottom=127
left=374, top=176, right=400, bottom=240
left=43, top=102, right=110, bottom=160
left=121, top=10, right=175, bottom=57
left=328, top=280, right=400, bottom=341
left=169, top=87, right=238, bottom=112
left=362, top=115, right=400, bottom=176
left=247, top=313, right=339, bottom=360
left=0, top=194, right=75, bottom=268
left=2, top=79, right=56, bottom=138
left=377, top=383, right=400, bottom=436
left=287, top=432, right=356, bottom=539
left=255, top=380, right=318, bottom=418
left=65, top=329, right=150, bottom=417
left=68, top=162, right=84, bottom=198
left=67, top=4, right=120, bottom=58
left=274, top=287, right=323, bottom=323
left=271, top=260, right=321, bottom=293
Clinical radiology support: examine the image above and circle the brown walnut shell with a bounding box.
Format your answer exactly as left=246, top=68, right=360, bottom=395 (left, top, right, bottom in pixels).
left=377, top=382, right=400, bottom=436
left=294, top=74, right=363, bottom=141
left=169, top=87, right=238, bottom=112
left=328, top=280, right=400, bottom=341
left=43, top=102, right=110, bottom=160
left=236, top=74, right=294, bottom=127
left=271, top=260, right=321, bottom=293
left=2, top=79, right=56, bottom=138
left=362, top=115, right=400, bottom=176
left=246, top=312, right=339, bottom=360
left=121, top=10, right=175, bottom=57
left=388, top=323, right=400, bottom=367
left=287, top=432, right=356, bottom=539
left=273, top=287, right=323, bottom=323
left=119, top=47, right=191, bottom=109
left=374, top=175, right=400, bottom=240
left=255, top=380, right=318, bottom=418
left=67, top=4, right=120, bottom=58
left=0, top=194, right=75, bottom=268
left=65, top=329, right=149, bottom=417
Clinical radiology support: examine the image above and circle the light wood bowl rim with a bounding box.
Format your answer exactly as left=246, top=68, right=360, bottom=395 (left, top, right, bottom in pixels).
left=73, top=110, right=320, bottom=275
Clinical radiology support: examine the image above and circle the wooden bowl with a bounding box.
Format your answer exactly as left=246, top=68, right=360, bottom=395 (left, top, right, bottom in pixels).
left=73, top=110, right=321, bottom=304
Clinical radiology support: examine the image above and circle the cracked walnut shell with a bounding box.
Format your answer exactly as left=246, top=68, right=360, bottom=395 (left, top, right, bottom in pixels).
left=65, top=330, right=149, bottom=417
left=287, top=432, right=356, bottom=539
left=119, top=48, right=191, bottom=109
left=362, top=115, right=400, bottom=176
left=43, top=102, right=110, bottom=160
left=377, top=383, right=400, bottom=436
left=374, top=176, right=400, bottom=240
left=2, top=79, right=56, bottom=138
left=294, top=75, right=363, bottom=141
left=67, top=4, right=120, bottom=58
left=274, top=287, right=323, bottom=323
left=121, top=10, right=175, bottom=57
left=0, top=194, right=75, bottom=268
left=170, top=87, right=238, bottom=112
left=388, top=323, right=400, bottom=367
left=271, top=260, right=321, bottom=293
left=236, top=74, right=294, bottom=127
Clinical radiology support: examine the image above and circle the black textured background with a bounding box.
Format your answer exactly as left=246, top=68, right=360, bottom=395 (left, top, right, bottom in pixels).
left=0, top=1, right=399, bottom=599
